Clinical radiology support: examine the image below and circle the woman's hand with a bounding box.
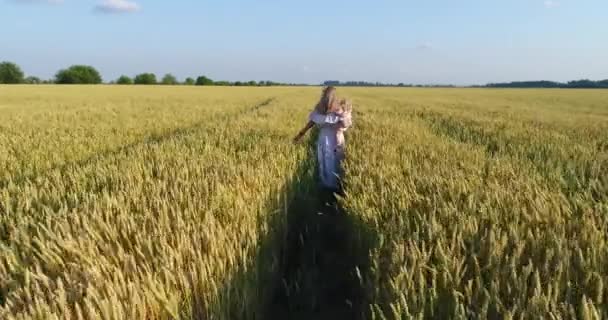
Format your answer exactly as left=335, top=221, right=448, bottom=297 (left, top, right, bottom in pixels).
left=293, top=120, right=314, bottom=144
left=293, top=132, right=305, bottom=144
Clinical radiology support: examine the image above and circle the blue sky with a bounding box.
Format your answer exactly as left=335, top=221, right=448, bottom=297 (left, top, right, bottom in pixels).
left=2, top=0, right=607, bottom=84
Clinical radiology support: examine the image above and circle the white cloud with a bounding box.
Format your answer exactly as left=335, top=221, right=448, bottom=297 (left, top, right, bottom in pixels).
left=544, top=1, right=560, bottom=8
left=94, top=0, right=140, bottom=14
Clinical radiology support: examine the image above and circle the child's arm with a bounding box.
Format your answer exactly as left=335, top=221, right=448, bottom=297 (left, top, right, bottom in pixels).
left=293, top=120, right=314, bottom=143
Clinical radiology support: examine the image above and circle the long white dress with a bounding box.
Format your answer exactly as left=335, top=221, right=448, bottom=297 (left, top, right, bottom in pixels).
left=308, top=110, right=352, bottom=189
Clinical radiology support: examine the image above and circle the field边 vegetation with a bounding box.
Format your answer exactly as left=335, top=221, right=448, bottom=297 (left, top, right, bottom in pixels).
left=341, top=88, right=608, bottom=319
left=0, top=85, right=607, bottom=319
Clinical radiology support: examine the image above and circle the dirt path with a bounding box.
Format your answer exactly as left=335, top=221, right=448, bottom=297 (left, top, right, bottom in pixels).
left=266, top=188, right=368, bottom=319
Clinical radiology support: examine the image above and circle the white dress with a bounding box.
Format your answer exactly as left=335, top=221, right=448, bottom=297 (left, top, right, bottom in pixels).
left=309, top=110, right=352, bottom=189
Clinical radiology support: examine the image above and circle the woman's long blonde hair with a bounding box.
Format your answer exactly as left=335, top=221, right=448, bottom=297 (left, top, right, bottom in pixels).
left=314, top=86, right=339, bottom=114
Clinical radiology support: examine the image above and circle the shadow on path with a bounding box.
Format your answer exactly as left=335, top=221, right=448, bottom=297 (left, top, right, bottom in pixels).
left=265, top=144, right=371, bottom=319
left=181, top=134, right=372, bottom=319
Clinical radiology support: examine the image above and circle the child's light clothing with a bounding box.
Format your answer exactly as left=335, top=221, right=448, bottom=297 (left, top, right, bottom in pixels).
left=308, top=110, right=352, bottom=189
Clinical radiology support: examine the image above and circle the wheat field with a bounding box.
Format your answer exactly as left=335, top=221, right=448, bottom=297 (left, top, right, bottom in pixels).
left=1, top=86, right=607, bottom=319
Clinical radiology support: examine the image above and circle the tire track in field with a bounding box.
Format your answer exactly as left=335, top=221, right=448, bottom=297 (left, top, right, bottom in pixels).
left=0, top=97, right=279, bottom=308
left=0, top=98, right=275, bottom=191
left=414, top=111, right=607, bottom=203
left=0, top=97, right=276, bottom=223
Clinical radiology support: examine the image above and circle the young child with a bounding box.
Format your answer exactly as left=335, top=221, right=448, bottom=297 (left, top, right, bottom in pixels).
left=335, top=98, right=352, bottom=146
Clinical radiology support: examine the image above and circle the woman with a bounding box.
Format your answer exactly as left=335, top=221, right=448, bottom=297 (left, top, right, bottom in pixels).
left=293, top=86, right=352, bottom=191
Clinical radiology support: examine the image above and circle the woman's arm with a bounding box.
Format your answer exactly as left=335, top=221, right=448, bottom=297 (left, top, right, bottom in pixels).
left=309, top=111, right=342, bottom=125
left=312, top=110, right=352, bottom=130
left=339, top=111, right=352, bottom=129
left=293, top=120, right=314, bottom=143
left=293, top=110, right=351, bottom=144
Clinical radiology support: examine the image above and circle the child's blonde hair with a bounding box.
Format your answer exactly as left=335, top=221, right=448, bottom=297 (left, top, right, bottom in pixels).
left=338, top=98, right=353, bottom=113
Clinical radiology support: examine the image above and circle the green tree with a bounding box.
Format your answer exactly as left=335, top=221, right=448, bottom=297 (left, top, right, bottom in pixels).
left=0, top=61, right=25, bottom=84
left=162, top=73, right=178, bottom=85
left=184, top=77, right=195, bottom=85
left=24, top=76, right=42, bottom=84
left=134, top=73, right=157, bottom=85
left=55, top=65, right=102, bottom=84
left=247, top=80, right=257, bottom=86
left=116, top=75, right=133, bottom=85
left=195, top=75, right=213, bottom=86
left=567, top=79, right=597, bottom=88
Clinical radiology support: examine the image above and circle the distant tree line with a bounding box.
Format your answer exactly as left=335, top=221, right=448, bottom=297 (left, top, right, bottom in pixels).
left=326, top=79, right=608, bottom=89
left=323, top=80, right=455, bottom=88
left=114, top=73, right=302, bottom=87
left=2, top=61, right=607, bottom=88
left=0, top=61, right=304, bottom=86
left=484, top=80, right=608, bottom=89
